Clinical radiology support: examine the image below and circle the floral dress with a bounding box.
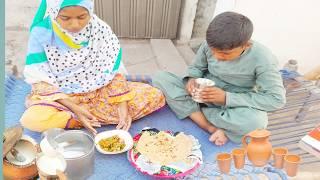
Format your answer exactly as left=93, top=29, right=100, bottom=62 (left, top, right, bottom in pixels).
left=20, top=74, right=165, bottom=132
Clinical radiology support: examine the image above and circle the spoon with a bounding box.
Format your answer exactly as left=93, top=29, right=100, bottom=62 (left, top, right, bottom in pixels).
left=10, top=147, right=26, bottom=162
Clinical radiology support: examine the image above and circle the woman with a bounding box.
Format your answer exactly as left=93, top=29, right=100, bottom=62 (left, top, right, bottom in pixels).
left=21, top=0, right=165, bottom=135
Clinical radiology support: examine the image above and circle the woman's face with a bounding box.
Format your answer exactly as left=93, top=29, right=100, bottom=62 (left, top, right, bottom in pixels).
left=56, top=6, right=90, bottom=33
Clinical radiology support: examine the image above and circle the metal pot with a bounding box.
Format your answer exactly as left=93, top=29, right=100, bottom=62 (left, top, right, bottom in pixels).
left=54, top=130, right=95, bottom=180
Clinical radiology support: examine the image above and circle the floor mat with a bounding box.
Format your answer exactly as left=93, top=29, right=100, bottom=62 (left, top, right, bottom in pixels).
left=5, top=75, right=310, bottom=179
left=4, top=76, right=239, bottom=179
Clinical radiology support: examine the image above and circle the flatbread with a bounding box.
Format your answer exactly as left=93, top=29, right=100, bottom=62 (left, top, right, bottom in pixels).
left=136, top=131, right=193, bottom=165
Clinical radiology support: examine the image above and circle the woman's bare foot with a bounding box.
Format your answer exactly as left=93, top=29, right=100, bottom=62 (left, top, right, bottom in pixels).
left=209, top=129, right=228, bottom=146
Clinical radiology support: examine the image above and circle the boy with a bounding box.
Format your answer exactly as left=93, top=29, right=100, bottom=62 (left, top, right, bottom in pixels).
left=153, top=12, right=286, bottom=145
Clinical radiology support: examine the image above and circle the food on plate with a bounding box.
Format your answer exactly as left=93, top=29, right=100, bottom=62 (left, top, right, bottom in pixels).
left=136, top=131, right=193, bottom=165
left=98, top=135, right=125, bottom=152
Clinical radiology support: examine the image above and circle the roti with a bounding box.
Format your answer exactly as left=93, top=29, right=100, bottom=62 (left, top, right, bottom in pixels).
left=136, top=131, right=193, bottom=165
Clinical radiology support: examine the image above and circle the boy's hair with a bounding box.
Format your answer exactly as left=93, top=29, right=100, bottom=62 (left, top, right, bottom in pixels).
left=206, top=11, right=253, bottom=50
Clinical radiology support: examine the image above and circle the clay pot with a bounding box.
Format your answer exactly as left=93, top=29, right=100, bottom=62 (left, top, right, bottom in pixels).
left=272, top=147, right=288, bottom=169
left=3, top=136, right=39, bottom=180
left=284, top=154, right=301, bottom=177
left=232, top=148, right=246, bottom=169
left=216, top=153, right=232, bottom=174
left=3, top=160, right=38, bottom=180
left=242, top=129, right=272, bottom=167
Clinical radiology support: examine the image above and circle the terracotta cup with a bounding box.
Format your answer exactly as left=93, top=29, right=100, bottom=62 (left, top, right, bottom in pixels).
left=272, top=147, right=288, bottom=169
left=284, top=154, right=301, bottom=177
left=232, top=148, right=246, bottom=169
left=216, top=153, right=232, bottom=174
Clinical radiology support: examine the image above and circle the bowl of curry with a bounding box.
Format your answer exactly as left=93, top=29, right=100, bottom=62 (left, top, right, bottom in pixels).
left=94, top=130, right=133, bottom=154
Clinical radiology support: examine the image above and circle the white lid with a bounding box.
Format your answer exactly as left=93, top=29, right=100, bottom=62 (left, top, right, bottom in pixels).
left=37, top=153, right=67, bottom=176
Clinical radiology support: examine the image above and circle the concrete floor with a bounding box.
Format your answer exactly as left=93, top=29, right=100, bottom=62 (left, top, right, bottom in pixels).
left=120, top=39, right=190, bottom=76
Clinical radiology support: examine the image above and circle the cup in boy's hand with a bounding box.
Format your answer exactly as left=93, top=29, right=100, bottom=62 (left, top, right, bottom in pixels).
left=192, top=78, right=215, bottom=103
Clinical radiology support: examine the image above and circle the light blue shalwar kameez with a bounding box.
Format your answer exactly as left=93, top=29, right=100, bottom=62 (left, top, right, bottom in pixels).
left=153, top=41, right=286, bottom=143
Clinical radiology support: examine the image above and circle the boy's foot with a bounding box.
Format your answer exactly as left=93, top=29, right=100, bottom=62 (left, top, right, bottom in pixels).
left=209, top=129, right=228, bottom=146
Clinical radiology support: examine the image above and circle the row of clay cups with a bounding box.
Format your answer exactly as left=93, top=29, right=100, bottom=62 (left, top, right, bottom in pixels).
left=216, top=147, right=301, bottom=177
left=216, top=148, right=246, bottom=174
left=273, top=147, right=301, bottom=177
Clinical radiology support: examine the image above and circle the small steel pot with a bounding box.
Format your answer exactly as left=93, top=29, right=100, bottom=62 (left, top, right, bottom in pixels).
left=54, top=130, right=95, bottom=180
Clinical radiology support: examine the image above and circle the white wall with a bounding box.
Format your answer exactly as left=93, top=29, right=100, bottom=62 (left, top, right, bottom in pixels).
left=215, top=0, right=320, bottom=74
left=177, top=0, right=199, bottom=42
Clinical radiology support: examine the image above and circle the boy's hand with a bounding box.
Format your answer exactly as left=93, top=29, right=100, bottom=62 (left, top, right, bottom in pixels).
left=200, top=87, right=226, bottom=105
left=185, top=78, right=197, bottom=95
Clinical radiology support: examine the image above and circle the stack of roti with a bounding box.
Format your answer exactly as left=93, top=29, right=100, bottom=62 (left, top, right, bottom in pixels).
left=136, top=131, right=193, bottom=165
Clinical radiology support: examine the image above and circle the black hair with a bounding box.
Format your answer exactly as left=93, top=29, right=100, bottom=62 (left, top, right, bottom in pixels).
left=206, top=11, right=253, bottom=50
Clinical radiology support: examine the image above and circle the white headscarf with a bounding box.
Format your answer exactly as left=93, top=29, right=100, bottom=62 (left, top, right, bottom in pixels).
left=25, top=0, right=121, bottom=94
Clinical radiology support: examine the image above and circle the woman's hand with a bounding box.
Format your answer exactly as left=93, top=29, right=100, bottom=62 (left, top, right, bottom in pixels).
left=117, top=101, right=132, bottom=131
left=57, top=99, right=100, bottom=135
left=200, top=87, right=226, bottom=105
left=73, top=107, right=101, bottom=136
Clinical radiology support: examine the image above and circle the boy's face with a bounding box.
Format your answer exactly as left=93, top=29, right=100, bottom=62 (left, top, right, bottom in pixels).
left=211, top=42, right=251, bottom=61
left=56, top=6, right=90, bottom=33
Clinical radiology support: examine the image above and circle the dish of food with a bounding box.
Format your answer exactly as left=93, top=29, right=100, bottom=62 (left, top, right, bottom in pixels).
left=128, top=128, right=202, bottom=178
left=136, top=131, right=193, bottom=165
left=95, top=130, right=133, bottom=154
left=98, top=135, right=125, bottom=152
